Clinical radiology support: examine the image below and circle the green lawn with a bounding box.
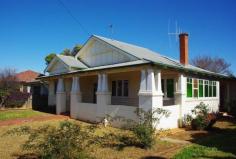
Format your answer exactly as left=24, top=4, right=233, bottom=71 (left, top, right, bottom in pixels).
left=173, top=118, right=236, bottom=159
left=0, top=109, right=47, bottom=121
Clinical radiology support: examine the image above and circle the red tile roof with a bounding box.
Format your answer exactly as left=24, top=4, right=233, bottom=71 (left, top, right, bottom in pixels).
left=16, top=70, right=40, bottom=83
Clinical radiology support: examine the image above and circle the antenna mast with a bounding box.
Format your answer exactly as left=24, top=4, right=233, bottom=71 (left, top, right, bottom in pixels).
left=109, top=24, right=114, bottom=39
left=168, top=20, right=182, bottom=48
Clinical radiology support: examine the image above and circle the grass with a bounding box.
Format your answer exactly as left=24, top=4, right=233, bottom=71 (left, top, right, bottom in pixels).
left=0, top=110, right=235, bottom=159
left=0, top=118, right=180, bottom=159
left=0, top=109, right=48, bottom=121
left=173, top=117, right=236, bottom=159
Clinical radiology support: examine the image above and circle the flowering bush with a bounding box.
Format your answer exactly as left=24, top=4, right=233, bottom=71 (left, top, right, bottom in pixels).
left=5, top=91, right=30, bottom=108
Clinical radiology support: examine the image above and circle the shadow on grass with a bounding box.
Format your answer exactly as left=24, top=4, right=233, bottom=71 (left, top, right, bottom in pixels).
left=97, top=132, right=143, bottom=151
left=13, top=153, right=39, bottom=159
left=141, top=156, right=166, bottom=159
left=188, top=116, right=236, bottom=157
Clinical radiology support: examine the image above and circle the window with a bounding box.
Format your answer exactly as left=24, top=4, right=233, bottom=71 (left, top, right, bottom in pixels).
left=123, top=80, right=129, bottom=97
left=112, top=81, right=116, bottom=96
left=205, top=80, right=209, bottom=97
left=167, top=79, right=174, bottom=98
left=209, top=81, right=213, bottom=97
left=187, top=78, right=192, bottom=97
left=161, top=79, right=174, bottom=98
left=112, top=80, right=129, bottom=97
left=213, top=81, right=217, bottom=97
left=199, top=80, right=203, bottom=97
left=193, top=79, right=198, bottom=98
left=117, top=80, right=122, bottom=96
left=187, top=78, right=218, bottom=98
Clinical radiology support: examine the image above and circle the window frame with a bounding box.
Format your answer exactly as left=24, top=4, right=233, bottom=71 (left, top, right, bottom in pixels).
left=161, top=78, right=175, bottom=100
left=112, top=80, right=129, bottom=97
left=186, top=77, right=218, bottom=99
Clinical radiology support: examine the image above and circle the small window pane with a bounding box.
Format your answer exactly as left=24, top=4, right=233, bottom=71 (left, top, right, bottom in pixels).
left=199, top=80, right=203, bottom=97
left=209, top=81, right=213, bottom=97
left=213, top=82, right=217, bottom=97
left=117, top=80, right=122, bottom=96
left=193, top=79, right=198, bottom=88
left=194, top=89, right=198, bottom=98
left=112, top=81, right=116, bottom=96
left=187, top=78, right=192, bottom=97
left=167, top=79, right=174, bottom=98
left=123, top=80, right=129, bottom=97
left=205, top=86, right=209, bottom=97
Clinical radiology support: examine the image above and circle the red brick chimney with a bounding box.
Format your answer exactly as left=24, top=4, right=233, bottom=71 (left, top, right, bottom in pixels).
left=179, top=33, right=189, bottom=65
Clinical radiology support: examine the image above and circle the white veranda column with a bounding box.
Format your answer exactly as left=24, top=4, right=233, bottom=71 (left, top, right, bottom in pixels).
left=97, top=74, right=102, bottom=92
left=139, top=69, right=147, bottom=93
left=48, top=80, right=55, bottom=106
left=139, top=68, right=163, bottom=112
left=56, top=78, right=66, bottom=115
left=96, top=73, right=111, bottom=123
left=70, top=76, right=82, bottom=118
left=155, top=69, right=163, bottom=95
left=146, top=69, right=156, bottom=93
left=174, top=74, right=186, bottom=127
left=102, top=74, right=108, bottom=92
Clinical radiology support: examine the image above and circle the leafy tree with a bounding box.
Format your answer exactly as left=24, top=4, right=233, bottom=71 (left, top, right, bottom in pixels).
left=71, top=44, right=83, bottom=56
left=61, top=48, right=71, bottom=56
left=191, top=55, right=232, bottom=75
left=0, top=68, right=19, bottom=108
left=45, top=53, right=56, bottom=65
left=44, top=44, right=83, bottom=65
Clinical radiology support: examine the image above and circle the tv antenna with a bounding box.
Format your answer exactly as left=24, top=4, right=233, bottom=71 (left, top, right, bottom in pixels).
left=168, top=20, right=182, bottom=48
left=108, top=24, right=114, bottom=39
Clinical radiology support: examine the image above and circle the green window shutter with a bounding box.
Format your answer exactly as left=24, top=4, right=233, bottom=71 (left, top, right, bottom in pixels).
left=187, top=78, right=192, bottom=97
left=167, top=79, right=174, bottom=98
left=209, top=81, right=213, bottom=97
left=199, top=80, right=203, bottom=97
left=205, top=81, right=209, bottom=97
left=213, top=82, right=217, bottom=97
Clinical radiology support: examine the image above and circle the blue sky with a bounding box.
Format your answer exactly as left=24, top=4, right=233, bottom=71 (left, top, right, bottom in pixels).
left=0, top=0, right=236, bottom=74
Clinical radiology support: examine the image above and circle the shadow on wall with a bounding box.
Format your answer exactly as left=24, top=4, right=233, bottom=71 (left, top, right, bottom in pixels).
left=32, top=95, right=56, bottom=114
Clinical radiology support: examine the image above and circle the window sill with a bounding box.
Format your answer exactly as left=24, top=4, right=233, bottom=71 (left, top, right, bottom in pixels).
left=186, top=97, right=218, bottom=102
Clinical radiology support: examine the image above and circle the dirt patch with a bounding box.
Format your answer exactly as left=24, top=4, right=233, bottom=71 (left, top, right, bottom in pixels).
left=0, top=115, right=69, bottom=127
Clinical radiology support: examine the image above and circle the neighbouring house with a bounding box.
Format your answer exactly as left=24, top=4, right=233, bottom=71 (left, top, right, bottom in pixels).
left=16, top=70, right=48, bottom=109
left=16, top=70, right=40, bottom=93
left=39, top=33, right=228, bottom=129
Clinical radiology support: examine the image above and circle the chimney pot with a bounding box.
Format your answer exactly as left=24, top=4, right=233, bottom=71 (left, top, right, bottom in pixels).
left=179, top=33, right=189, bottom=65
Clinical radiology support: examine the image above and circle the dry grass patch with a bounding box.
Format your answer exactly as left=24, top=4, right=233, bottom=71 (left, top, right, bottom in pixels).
left=0, top=119, right=183, bottom=159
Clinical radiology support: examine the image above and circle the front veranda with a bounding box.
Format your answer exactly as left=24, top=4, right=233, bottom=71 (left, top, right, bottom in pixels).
left=45, top=65, right=187, bottom=129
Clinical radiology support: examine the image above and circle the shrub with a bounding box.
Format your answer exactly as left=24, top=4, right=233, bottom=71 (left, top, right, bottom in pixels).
left=119, top=108, right=170, bottom=149
left=185, top=102, right=218, bottom=130
left=5, top=121, right=95, bottom=159
left=5, top=91, right=30, bottom=108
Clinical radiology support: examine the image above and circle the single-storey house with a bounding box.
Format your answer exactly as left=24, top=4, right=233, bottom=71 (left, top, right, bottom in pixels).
left=39, top=33, right=227, bottom=129
left=16, top=70, right=48, bottom=109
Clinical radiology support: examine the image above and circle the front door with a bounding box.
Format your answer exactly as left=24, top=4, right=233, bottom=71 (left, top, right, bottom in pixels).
left=93, top=83, right=97, bottom=103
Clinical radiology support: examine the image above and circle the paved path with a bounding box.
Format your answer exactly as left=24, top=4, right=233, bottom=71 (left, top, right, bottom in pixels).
left=0, top=115, right=69, bottom=127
